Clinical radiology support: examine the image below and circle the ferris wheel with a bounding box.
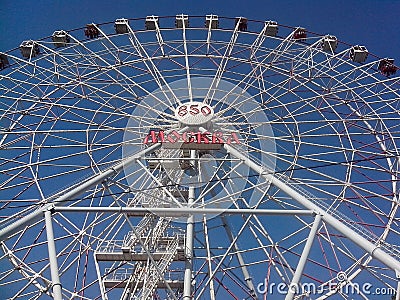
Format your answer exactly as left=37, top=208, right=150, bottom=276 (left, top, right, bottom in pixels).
left=0, top=14, right=400, bottom=300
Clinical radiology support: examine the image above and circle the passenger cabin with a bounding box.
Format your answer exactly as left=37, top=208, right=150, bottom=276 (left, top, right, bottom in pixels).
left=378, top=58, right=397, bottom=77
left=205, top=15, right=219, bottom=29
left=175, top=14, right=189, bottom=28
left=235, top=17, right=248, bottom=31
left=293, top=28, right=307, bottom=40
left=84, top=24, right=99, bottom=39
left=145, top=16, right=159, bottom=30
left=52, top=30, right=70, bottom=47
left=265, top=21, right=278, bottom=37
left=321, top=35, right=338, bottom=52
left=350, top=45, right=368, bottom=63
left=20, top=41, right=40, bottom=58
left=0, top=54, right=9, bottom=70
left=115, top=18, right=129, bottom=34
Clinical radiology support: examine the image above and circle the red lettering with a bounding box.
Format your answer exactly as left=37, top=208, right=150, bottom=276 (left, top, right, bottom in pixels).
left=189, top=104, right=199, bottom=115
left=201, top=106, right=212, bottom=116
left=144, top=130, right=165, bottom=144
left=226, top=132, right=240, bottom=144
left=143, top=130, right=240, bottom=145
left=212, top=131, right=224, bottom=144
left=196, top=132, right=210, bottom=144
left=167, top=130, right=181, bottom=143
left=178, top=105, right=188, bottom=116
left=182, top=132, right=195, bottom=143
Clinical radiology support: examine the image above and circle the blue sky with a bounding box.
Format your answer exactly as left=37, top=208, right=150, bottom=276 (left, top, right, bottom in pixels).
left=1, top=0, right=400, bottom=62
left=0, top=1, right=399, bottom=299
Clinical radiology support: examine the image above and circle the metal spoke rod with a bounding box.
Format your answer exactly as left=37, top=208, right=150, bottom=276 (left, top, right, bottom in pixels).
left=0, top=143, right=161, bottom=242
left=285, top=214, right=322, bottom=300
left=224, top=144, right=400, bottom=274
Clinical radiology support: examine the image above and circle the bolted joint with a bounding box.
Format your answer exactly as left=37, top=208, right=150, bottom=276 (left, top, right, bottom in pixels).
left=46, top=205, right=56, bottom=215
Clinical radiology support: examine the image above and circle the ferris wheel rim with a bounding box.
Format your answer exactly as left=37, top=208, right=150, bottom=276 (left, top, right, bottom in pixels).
left=0, top=14, right=399, bottom=300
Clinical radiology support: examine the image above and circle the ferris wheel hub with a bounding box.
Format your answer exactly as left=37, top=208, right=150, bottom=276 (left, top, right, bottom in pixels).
left=175, top=102, right=214, bottom=127
left=1, top=14, right=399, bottom=300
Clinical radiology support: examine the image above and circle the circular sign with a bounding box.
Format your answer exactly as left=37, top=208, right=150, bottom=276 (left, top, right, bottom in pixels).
left=175, top=102, right=214, bottom=126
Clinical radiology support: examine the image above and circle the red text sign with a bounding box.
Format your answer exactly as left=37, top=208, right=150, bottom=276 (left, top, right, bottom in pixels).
left=144, top=130, right=240, bottom=145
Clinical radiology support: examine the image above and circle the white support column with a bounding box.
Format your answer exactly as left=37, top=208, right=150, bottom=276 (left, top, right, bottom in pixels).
left=183, top=150, right=196, bottom=300
left=44, top=208, right=62, bottom=300
left=183, top=209, right=194, bottom=300
left=285, top=214, right=321, bottom=300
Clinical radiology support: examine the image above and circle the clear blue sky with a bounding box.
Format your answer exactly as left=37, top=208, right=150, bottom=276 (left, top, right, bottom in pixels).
left=1, top=0, right=400, bottom=62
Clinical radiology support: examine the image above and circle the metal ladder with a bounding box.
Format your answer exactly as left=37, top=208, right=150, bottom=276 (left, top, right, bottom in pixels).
left=120, top=149, right=187, bottom=299
left=137, top=235, right=180, bottom=299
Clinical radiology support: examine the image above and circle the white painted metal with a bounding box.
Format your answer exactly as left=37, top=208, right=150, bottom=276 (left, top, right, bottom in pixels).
left=44, top=209, right=63, bottom=300
left=183, top=151, right=196, bottom=300
left=1, top=15, right=399, bottom=300
left=0, top=142, right=161, bottom=242
left=225, top=143, right=400, bottom=273
left=285, top=214, right=321, bottom=300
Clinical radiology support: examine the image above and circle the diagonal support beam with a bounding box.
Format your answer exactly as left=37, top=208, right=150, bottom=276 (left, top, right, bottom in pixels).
left=285, top=214, right=321, bottom=300
left=0, top=143, right=161, bottom=242
left=224, top=144, right=400, bottom=274
left=221, top=215, right=258, bottom=299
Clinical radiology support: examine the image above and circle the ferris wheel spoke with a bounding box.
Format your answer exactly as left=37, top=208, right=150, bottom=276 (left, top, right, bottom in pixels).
left=213, top=48, right=315, bottom=119
left=1, top=15, right=399, bottom=300
left=195, top=213, right=256, bottom=299
left=221, top=37, right=322, bottom=106
left=181, top=16, right=194, bottom=104
left=66, top=35, right=177, bottom=110
left=125, top=24, right=181, bottom=107
left=204, top=20, right=240, bottom=105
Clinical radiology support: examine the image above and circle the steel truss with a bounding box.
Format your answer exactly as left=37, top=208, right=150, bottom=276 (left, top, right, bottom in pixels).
left=1, top=15, right=400, bottom=300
